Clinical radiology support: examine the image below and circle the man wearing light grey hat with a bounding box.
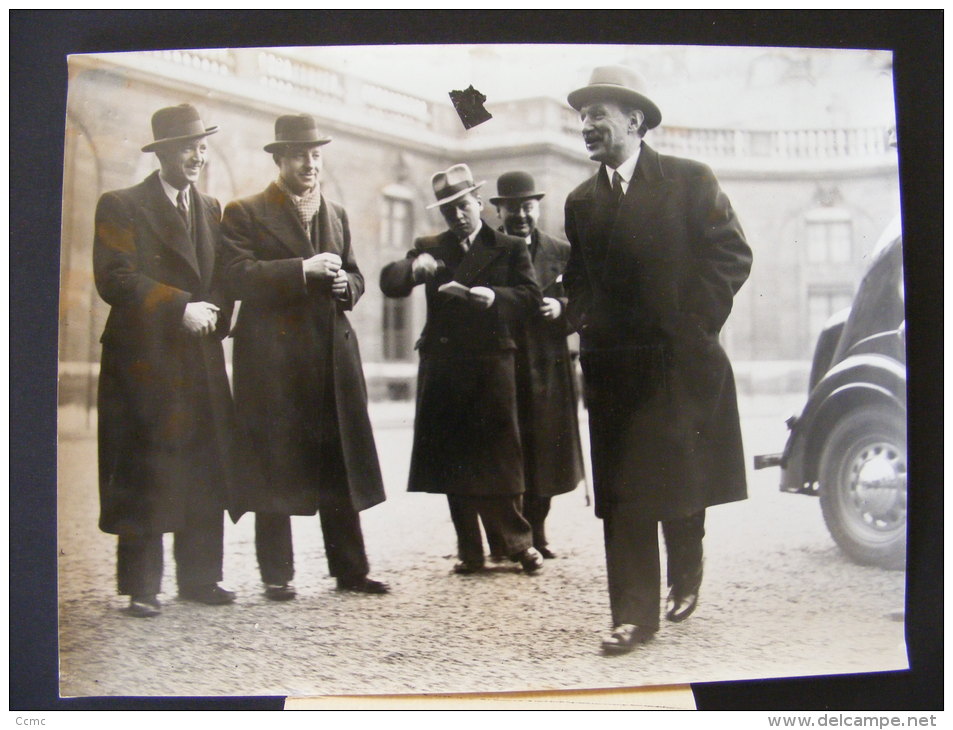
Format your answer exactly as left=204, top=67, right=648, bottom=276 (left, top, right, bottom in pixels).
left=221, top=114, right=389, bottom=600
left=562, top=66, right=752, bottom=654
left=380, top=164, right=545, bottom=576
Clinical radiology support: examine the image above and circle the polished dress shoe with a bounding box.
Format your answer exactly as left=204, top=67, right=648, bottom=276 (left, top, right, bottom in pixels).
left=536, top=546, right=557, bottom=560
left=336, top=576, right=390, bottom=594
left=665, top=589, right=699, bottom=623
left=128, top=595, right=161, bottom=618
left=601, top=624, right=656, bottom=655
left=452, top=560, right=485, bottom=574
left=512, top=547, right=544, bottom=574
left=178, top=583, right=236, bottom=605
left=264, top=583, right=296, bottom=601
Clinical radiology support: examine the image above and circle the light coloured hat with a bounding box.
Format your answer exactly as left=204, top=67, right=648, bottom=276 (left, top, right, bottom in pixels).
left=426, top=163, right=485, bottom=209
left=567, top=65, right=662, bottom=130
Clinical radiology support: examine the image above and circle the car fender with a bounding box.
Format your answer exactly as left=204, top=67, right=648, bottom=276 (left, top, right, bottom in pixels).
left=781, top=354, right=906, bottom=493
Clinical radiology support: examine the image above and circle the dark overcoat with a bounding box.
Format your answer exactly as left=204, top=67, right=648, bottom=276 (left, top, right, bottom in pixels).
left=380, top=222, right=542, bottom=497
left=220, top=183, right=385, bottom=515
left=94, top=171, right=239, bottom=536
left=563, top=143, right=752, bottom=520
left=512, top=229, right=586, bottom=498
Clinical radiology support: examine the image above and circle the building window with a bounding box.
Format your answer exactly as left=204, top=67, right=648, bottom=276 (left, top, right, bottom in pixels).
left=805, top=209, right=852, bottom=264
left=381, top=192, right=414, bottom=361
left=807, top=285, right=854, bottom=346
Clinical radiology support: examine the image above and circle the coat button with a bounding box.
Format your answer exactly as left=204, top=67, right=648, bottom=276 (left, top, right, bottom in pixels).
left=439, top=336, right=449, bottom=344
left=345, top=330, right=350, bottom=339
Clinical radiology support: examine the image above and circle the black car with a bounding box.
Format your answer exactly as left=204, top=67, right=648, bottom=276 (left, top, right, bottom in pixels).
left=755, top=216, right=906, bottom=569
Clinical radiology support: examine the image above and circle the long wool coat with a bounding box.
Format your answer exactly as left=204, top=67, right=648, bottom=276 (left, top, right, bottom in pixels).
left=94, top=171, right=240, bottom=536
left=220, top=184, right=385, bottom=515
left=563, top=143, right=753, bottom=520
left=512, top=229, right=586, bottom=498
left=380, top=222, right=542, bottom=497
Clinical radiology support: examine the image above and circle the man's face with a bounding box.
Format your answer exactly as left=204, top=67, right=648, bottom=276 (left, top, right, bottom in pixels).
left=497, top=197, right=540, bottom=239
left=277, top=144, right=322, bottom=195
left=439, top=193, right=483, bottom=240
left=580, top=101, right=643, bottom=168
left=156, top=138, right=208, bottom=189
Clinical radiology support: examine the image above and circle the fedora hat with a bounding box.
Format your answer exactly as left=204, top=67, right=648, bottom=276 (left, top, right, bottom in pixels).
left=426, top=163, right=485, bottom=209
left=141, top=104, right=218, bottom=152
left=567, top=65, right=662, bottom=130
left=264, top=114, right=332, bottom=153
left=489, top=171, right=545, bottom=206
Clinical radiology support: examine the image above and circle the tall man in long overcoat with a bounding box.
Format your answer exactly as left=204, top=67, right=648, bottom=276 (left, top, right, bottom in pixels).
left=380, top=164, right=545, bottom=575
left=220, top=114, right=388, bottom=599
left=490, top=171, right=586, bottom=559
left=562, top=67, right=753, bottom=654
left=94, top=104, right=240, bottom=617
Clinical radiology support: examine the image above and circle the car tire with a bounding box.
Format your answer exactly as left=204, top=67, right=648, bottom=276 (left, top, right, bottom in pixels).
left=819, top=404, right=906, bottom=570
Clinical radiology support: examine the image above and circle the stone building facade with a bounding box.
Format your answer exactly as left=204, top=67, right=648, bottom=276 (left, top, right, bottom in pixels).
left=59, top=48, right=900, bottom=403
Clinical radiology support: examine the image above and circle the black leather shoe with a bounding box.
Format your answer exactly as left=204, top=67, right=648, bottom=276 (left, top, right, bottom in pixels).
left=513, top=547, right=544, bottom=574
left=264, top=583, right=296, bottom=601
left=452, top=560, right=484, bottom=574
left=336, top=576, right=390, bottom=594
left=178, top=584, right=236, bottom=605
left=536, top=546, right=557, bottom=560
left=128, top=595, right=161, bottom=618
left=601, top=624, right=656, bottom=655
left=666, top=589, right=699, bottom=623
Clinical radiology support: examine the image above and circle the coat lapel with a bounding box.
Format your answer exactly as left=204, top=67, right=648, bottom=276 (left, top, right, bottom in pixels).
left=532, top=231, right=562, bottom=291
left=314, top=196, right=344, bottom=256
left=260, top=182, right=314, bottom=259
left=138, top=172, right=201, bottom=282
left=192, top=188, right=217, bottom=289
left=452, top=222, right=506, bottom=286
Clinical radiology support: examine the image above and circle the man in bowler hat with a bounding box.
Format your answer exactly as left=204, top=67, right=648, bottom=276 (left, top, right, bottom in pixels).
left=490, top=171, right=586, bottom=560
left=93, top=104, right=240, bottom=617
left=380, top=164, right=545, bottom=575
left=220, top=114, right=388, bottom=600
left=562, top=67, right=752, bottom=653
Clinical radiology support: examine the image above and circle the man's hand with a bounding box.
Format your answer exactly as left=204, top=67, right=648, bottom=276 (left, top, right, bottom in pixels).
left=303, top=252, right=342, bottom=280
left=467, top=286, right=496, bottom=309
left=181, top=301, right=220, bottom=337
left=412, top=252, right=439, bottom=281
left=331, top=269, right=349, bottom=300
left=540, top=297, right=563, bottom=320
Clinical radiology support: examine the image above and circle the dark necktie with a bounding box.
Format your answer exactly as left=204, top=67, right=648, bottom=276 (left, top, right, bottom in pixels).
left=611, top=171, right=625, bottom=206
left=177, top=188, right=191, bottom=234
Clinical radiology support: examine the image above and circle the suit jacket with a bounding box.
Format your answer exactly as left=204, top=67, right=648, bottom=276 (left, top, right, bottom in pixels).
left=511, top=229, right=585, bottom=498
left=380, top=222, right=542, bottom=496
left=93, top=170, right=239, bottom=535
left=564, top=143, right=752, bottom=519
left=220, top=182, right=385, bottom=515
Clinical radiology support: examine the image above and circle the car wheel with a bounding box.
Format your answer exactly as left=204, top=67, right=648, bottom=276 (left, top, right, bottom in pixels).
left=819, top=404, right=906, bottom=570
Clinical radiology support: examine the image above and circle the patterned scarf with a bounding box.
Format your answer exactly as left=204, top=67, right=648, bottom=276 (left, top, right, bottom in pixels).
left=277, top=178, right=321, bottom=234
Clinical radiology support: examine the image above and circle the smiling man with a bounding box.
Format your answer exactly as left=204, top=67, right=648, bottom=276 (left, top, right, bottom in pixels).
left=380, top=164, right=544, bottom=576
left=93, top=104, right=240, bottom=617
left=563, top=67, right=753, bottom=654
left=221, top=114, right=389, bottom=600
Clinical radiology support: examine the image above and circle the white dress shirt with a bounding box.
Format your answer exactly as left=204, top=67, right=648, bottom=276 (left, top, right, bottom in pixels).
left=603, top=145, right=642, bottom=195
left=158, top=173, right=189, bottom=212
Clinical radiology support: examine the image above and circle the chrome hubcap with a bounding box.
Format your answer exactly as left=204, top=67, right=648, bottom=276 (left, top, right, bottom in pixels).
left=845, top=441, right=907, bottom=533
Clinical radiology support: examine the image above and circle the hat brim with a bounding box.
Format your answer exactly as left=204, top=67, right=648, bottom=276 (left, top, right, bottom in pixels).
left=426, top=181, right=485, bottom=209
left=489, top=192, right=545, bottom=205
left=264, top=138, right=333, bottom=153
left=141, top=126, right=219, bottom=152
left=567, top=86, right=662, bottom=129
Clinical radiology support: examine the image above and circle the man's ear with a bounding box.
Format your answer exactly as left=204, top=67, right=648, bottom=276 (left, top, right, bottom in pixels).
left=630, top=109, right=645, bottom=132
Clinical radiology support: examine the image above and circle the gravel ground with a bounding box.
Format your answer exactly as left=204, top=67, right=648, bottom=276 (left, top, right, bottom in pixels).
left=56, top=394, right=907, bottom=698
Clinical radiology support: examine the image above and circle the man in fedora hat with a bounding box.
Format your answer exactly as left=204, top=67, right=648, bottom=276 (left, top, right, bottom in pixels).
left=220, top=113, right=388, bottom=600
left=562, top=66, right=752, bottom=653
left=93, top=103, right=240, bottom=617
left=380, top=164, right=545, bottom=575
left=490, top=171, right=586, bottom=561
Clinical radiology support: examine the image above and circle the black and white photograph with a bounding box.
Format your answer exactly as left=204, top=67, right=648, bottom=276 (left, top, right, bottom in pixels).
left=49, top=39, right=919, bottom=700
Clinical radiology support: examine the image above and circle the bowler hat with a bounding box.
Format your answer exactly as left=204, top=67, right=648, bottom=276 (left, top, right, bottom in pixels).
left=426, top=163, right=485, bottom=209
left=567, top=65, right=662, bottom=130
left=264, top=114, right=332, bottom=153
left=141, top=104, right=219, bottom=152
left=489, top=171, right=545, bottom=206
